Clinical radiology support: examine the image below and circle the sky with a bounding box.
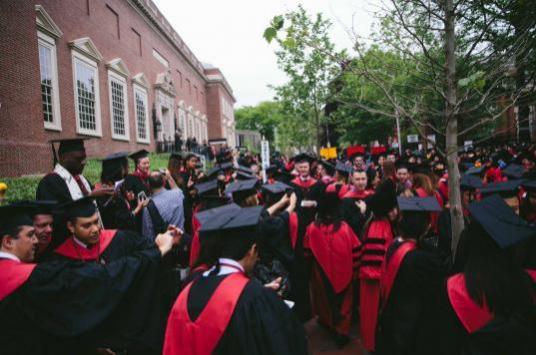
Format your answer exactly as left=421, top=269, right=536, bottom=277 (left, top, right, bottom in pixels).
left=153, top=0, right=377, bottom=108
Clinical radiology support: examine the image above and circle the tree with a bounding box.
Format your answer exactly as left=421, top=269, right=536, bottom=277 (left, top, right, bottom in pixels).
left=264, top=5, right=345, bottom=152
left=235, top=101, right=283, bottom=142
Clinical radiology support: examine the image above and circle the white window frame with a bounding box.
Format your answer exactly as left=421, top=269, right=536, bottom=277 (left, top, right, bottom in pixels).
left=133, top=83, right=150, bottom=144
left=72, top=50, right=102, bottom=137
left=38, top=31, right=62, bottom=131
left=108, top=70, right=130, bottom=141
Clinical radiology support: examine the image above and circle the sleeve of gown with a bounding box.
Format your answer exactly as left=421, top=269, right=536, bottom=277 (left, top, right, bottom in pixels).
left=433, top=285, right=467, bottom=355
left=217, top=281, right=308, bottom=355
left=18, top=247, right=162, bottom=337
left=36, top=174, right=71, bottom=201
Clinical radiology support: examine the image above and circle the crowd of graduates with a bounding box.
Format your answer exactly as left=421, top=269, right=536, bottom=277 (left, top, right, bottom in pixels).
left=1, top=137, right=535, bottom=355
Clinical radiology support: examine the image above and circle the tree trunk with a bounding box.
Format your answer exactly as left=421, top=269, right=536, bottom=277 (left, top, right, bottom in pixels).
left=444, top=0, right=465, bottom=258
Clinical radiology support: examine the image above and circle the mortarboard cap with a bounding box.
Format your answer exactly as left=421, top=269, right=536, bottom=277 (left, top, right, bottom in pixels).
left=199, top=205, right=264, bottom=233
left=57, top=197, right=97, bottom=219
left=129, top=149, right=150, bottom=162
left=294, top=153, right=314, bottom=164
left=0, top=203, right=36, bottom=234
left=261, top=181, right=292, bottom=196
left=468, top=195, right=536, bottom=248
left=237, top=165, right=254, bottom=175
left=102, top=151, right=129, bottom=162
left=460, top=174, right=483, bottom=190
left=196, top=203, right=241, bottom=226
left=502, top=164, right=525, bottom=179
left=335, top=162, right=353, bottom=176
left=465, top=165, right=485, bottom=176
left=220, top=162, right=234, bottom=171
left=397, top=196, right=441, bottom=212
left=206, top=166, right=223, bottom=179
left=49, top=138, right=90, bottom=167
left=236, top=171, right=256, bottom=180
left=522, top=180, right=536, bottom=193
left=225, top=179, right=259, bottom=195
left=194, top=180, right=219, bottom=196
left=480, top=179, right=522, bottom=198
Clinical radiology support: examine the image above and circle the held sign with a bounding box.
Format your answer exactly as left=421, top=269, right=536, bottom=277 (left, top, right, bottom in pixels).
left=261, top=140, right=270, bottom=169
left=407, top=134, right=419, bottom=143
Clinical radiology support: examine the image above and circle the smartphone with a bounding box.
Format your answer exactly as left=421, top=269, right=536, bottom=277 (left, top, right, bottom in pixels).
left=137, top=191, right=147, bottom=201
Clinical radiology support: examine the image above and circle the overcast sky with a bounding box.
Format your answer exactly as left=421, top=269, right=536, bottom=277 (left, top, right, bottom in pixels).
left=153, top=0, right=377, bottom=108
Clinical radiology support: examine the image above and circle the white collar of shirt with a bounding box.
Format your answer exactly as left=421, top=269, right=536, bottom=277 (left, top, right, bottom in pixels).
left=299, top=176, right=310, bottom=182
left=203, top=258, right=244, bottom=277
left=73, top=236, right=89, bottom=249
left=54, top=164, right=90, bottom=200
left=0, top=251, right=20, bottom=262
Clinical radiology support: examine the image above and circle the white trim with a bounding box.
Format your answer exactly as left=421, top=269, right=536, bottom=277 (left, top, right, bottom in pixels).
left=72, top=50, right=102, bottom=137
left=38, top=31, right=62, bottom=131
left=35, top=5, right=63, bottom=39
left=108, top=70, right=130, bottom=141
left=133, top=83, right=150, bottom=144
left=69, top=37, right=103, bottom=62
left=132, top=72, right=149, bottom=88
left=152, top=48, right=169, bottom=68
left=106, top=58, right=131, bottom=77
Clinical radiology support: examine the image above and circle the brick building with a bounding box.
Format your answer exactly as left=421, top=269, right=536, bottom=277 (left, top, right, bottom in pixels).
left=0, top=0, right=236, bottom=177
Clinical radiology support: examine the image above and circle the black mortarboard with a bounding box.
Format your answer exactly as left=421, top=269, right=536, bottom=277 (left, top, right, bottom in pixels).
left=522, top=180, right=536, bottom=193
left=262, top=181, right=292, bottom=196
left=237, top=165, right=254, bottom=175
left=366, top=180, right=397, bottom=217
left=206, top=166, right=223, bottom=179
left=335, top=162, right=353, bottom=176
left=10, top=200, right=58, bottom=216
left=236, top=171, right=256, bottom=180
left=58, top=197, right=97, bottom=219
left=319, top=161, right=335, bottom=175
left=225, top=179, right=259, bottom=195
left=480, top=179, right=522, bottom=198
left=49, top=138, right=90, bottom=167
left=102, top=151, right=129, bottom=168
left=502, top=164, right=525, bottom=179
left=465, top=165, right=485, bottom=176
left=468, top=195, right=536, bottom=248
left=266, top=165, right=279, bottom=175
left=0, top=203, right=36, bottom=234
left=129, top=149, right=150, bottom=162
left=196, top=203, right=241, bottom=226
left=194, top=180, right=219, bottom=196
left=397, top=196, right=441, bottom=212
left=460, top=174, right=483, bottom=190
left=199, top=205, right=264, bottom=233
left=220, top=162, right=234, bottom=171
left=294, top=153, right=314, bottom=164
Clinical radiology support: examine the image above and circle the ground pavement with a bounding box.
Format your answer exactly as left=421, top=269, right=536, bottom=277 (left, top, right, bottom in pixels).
left=306, top=317, right=366, bottom=354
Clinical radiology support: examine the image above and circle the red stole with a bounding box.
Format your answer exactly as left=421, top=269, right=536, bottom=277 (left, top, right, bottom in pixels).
left=291, top=177, right=317, bottom=190
left=343, top=189, right=373, bottom=200
left=0, top=259, right=37, bottom=301
left=163, top=273, right=250, bottom=355
left=447, top=270, right=536, bottom=333
left=305, top=223, right=359, bottom=293
left=54, top=230, right=117, bottom=261
left=289, top=212, right=299, bottom=249
left=326, top=183, right=350, bottom=199
left=189, top=215, right=201, bottom=268
left=380, top=240, right=417, bottom=310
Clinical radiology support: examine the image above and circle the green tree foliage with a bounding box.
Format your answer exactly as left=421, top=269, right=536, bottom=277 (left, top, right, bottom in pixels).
left=235, top=101, right=283, bottom=142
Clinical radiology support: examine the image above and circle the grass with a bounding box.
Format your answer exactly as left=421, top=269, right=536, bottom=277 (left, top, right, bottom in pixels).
left=0, top=153, right=171, bottom=202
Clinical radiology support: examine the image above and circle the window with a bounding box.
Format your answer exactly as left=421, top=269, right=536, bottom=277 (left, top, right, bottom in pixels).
left=38, top=32, right=61, bottom=130
left=134, top=84, right=150, bottom=143
left=72, top=51, right=102, bottom=136
left=108, top=71, right=129, bottom=140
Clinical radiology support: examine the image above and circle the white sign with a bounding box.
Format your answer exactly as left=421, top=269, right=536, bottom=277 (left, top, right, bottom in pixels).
left=427, top=134, right=436, bottom=144
left=407, top=134, right=419, bottom=143
left=464, top=140, right=473, bottom=151
left=261, top=140, right=270, bottom=183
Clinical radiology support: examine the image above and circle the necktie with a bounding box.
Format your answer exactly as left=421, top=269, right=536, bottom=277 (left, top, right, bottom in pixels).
left=74, top=175, right=90, bottom=196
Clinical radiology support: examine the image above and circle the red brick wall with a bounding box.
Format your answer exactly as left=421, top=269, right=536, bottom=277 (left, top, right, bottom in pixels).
left=0, top=0, right=231, bottom=177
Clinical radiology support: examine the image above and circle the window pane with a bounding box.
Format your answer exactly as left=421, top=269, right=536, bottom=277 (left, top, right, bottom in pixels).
left=75, top=59, right=97, bottom=131
left=111, top=79, right=126, bottom=136
left=39, top=44, right=54, bottom=123
left=135, top=89, right=147, bottom=140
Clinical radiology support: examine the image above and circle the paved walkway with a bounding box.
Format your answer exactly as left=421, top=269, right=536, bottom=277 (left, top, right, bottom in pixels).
left=305, top=317, right=366, bottom=355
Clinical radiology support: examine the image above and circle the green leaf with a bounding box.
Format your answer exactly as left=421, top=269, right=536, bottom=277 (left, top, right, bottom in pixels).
left=272, top=15, right=284, bottom=30
left=263, top=27, right=278, bottom=43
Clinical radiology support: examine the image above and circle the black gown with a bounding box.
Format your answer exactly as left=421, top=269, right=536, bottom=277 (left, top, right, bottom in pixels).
left=187, top=274, right=308, bottom=354
left=375, top=240, right=449, bottom=355
left=96, top=195, right=138, bottom=231
left=0, top=247, right=161, bottom=355
left=434, top=283, right=536, bottom=355
left=52, top=231, right=181, bottom=354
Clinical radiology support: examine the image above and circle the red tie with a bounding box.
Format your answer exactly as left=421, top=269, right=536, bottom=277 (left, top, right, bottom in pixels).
left=74, top=175, right=90, bottom=196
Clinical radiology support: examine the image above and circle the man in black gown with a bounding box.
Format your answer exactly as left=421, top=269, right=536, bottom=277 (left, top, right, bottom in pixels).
left=163, top=206, right=308, bottom=355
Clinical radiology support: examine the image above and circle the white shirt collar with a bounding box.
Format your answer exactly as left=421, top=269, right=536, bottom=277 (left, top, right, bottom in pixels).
left=0, top=251, right=21, bottom=262
left=203, top=258, right=244, bottom=277
left=73, top=236, right=89, bottom=249
left=54, top=164, right=74, bottom=183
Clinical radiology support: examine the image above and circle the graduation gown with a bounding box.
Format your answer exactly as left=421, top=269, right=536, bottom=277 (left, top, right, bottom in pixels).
left=304, top=222, right=361, bottom=336
left=341, top=189, right=374, bottom=237
left=375, top=239, right=449, bottom=355
left=163, top=272, right=308, bottom=355
left=96, top=195, right=137, bottom=231
left=53, top=230, right=179, bottom=354
left=0, top=246, right=162, bottom=355
left=289, top=177, right=323, bottom=321
left=435, top=271, right=536, bottom=355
